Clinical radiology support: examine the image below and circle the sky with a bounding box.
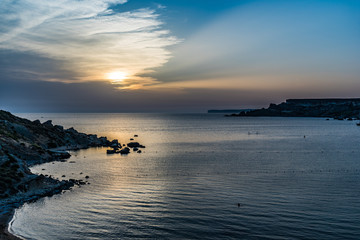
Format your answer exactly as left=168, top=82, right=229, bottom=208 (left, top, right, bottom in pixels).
left=0, top=0, right=360, bottom=112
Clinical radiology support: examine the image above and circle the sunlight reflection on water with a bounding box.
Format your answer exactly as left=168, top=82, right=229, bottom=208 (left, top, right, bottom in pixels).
left=10, top=114, right=360, bottom=239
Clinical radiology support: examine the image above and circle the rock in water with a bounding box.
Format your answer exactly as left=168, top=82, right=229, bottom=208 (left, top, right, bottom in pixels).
left=107, top=149, right=117, bottom=154
left=120, top=147, right=130, bottom=154
left=127, top=142, right=140, bottom=148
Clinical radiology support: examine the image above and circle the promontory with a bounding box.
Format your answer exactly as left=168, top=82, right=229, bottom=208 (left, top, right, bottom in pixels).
left=226, top=98, right=360, bottom=119
left=0, top=110, right=111, bottom=239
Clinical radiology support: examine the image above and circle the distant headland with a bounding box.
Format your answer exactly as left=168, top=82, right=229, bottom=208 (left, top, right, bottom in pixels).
left=225, top=98, right=360, bottom=119
left=208, top=109, right=254, bottom=114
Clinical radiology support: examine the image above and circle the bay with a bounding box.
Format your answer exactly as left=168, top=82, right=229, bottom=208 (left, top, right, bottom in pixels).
left=9, top=114, right=360, bottom=239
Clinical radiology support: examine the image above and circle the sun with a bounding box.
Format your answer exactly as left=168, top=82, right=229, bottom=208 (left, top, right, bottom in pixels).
left=106, top=71, right=127, bottom=82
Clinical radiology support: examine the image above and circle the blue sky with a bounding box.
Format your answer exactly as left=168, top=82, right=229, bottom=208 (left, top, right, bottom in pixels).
left=1, top=0, right=360, bottom=112
left=112, top=0, right=247, bottom=36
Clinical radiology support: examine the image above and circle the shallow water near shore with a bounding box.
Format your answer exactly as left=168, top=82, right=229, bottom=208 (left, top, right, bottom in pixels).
left=9, top=114, right=360, bottom=239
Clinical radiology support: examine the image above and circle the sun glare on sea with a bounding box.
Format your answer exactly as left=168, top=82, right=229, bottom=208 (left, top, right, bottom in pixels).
left=106, top=71, right=127, bottom=82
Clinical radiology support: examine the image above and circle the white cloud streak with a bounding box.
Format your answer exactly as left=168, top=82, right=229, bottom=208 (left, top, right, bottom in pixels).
left=0, top=0, right=179, bottom=89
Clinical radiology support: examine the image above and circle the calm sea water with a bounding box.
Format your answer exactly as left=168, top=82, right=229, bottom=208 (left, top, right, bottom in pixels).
left=9, top=114, right=360, bottom=239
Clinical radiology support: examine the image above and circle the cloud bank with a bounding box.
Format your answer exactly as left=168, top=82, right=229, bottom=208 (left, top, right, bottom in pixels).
left=0, top=0, right=179, bottom=89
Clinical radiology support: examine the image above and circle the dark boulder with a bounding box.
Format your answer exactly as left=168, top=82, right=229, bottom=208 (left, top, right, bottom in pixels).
left=99, top=137, right=109, bottom=146
left=127, top=142, right=140, bottom=148
left=54, top=125, right=64, bottom=131
left=107, top=149, right=117, bottom=154
left=48, top=150, right=71, bottom=159
left=120, top=147, right=130, bottom=154
left=66, top=127, right=78, bottom=134
left=33, top=119, right=41, bottom=125
left=43, top=120, right=53, bottom=128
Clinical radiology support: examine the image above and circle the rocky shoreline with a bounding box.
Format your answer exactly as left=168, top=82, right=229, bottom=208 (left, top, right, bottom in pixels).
left=0, top=110, right=115, bottom=239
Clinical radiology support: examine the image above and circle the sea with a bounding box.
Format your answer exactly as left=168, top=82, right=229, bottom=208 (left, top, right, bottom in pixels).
left=8, top=113, right=360, bottom=239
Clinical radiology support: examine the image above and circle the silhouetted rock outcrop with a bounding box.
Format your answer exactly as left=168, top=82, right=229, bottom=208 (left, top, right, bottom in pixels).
left=120, top=147, right=130, bottom=154
left=226, top=98, right=360, bottom=118
left=127, top=142, right=145, bottom=148
left=0, top=110, right=114, bottom=231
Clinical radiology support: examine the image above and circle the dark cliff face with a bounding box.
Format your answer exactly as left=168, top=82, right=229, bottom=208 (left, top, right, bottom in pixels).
left=0, top=110, right=109, bottom=199
left=227, top=99, right=360, bottom=118
left=286, top=98, right=360, bottom=105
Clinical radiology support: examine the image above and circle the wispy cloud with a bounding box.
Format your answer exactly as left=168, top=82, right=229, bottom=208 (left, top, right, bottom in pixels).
left=0, top=0, right=179, bottom=89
